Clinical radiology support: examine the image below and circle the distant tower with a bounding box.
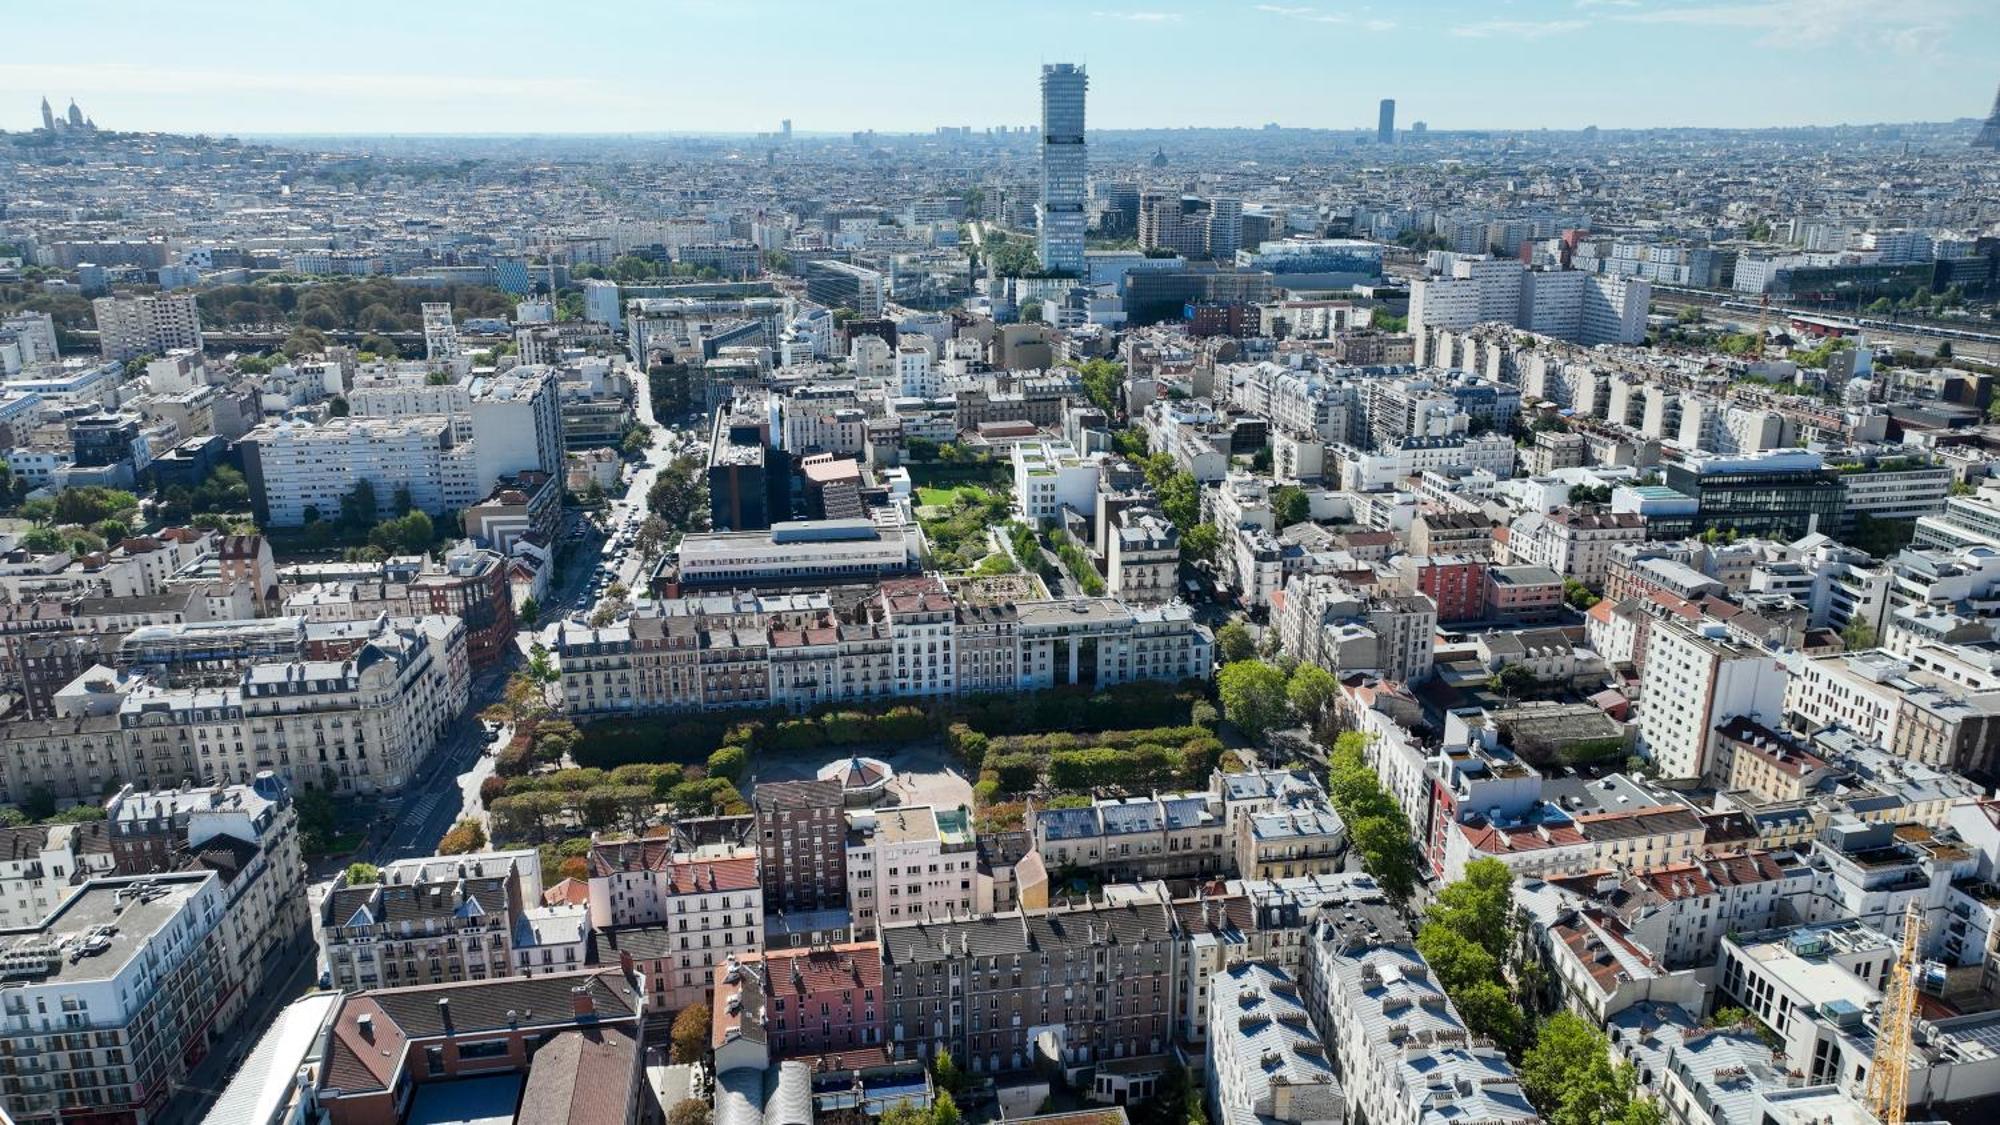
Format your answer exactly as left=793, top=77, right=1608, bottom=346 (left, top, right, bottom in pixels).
left=1975, top=83, right=2000, bottom=150
left=1037, top=63, right=1088, bottom=278
left=39, top=97, right=54, bottom=132
left=422, top=303, right=462, bottom=362
left=66, top=100, right=83, bottom=128
left=781, top=118, right=792, bottom=141
left=1378, top=98, right=1396, bottom=144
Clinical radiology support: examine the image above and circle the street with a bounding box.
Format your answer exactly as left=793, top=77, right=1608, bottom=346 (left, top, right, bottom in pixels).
left=157, top=932, right=318, bottom=1125
left=230, top=351, right=686, bottom=1125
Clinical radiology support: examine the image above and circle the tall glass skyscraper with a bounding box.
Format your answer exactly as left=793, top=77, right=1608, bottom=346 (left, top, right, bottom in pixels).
left=1038, top=63, right=1088, bottom=278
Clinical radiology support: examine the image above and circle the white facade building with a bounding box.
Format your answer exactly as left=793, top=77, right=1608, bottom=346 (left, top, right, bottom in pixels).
left=1638, top=620, right=1790, bottom=781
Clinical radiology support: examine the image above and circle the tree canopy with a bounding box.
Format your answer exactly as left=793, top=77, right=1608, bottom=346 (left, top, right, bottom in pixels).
left=1218, top=660, right=1288, bottom=741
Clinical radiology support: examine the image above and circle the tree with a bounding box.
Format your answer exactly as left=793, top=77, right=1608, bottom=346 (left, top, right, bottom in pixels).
left=340, top=480, right=378, bottom=530
left=343, top=862, right=381, bottom=885
left=1346, top=815, right=1418, bottom=902
left=519, top=596, right=540, bottom=626
left=932, top=1048, right=963, bottom=1095
left=932, top=1091, right=962, bottom=1125
left=1075, top=358, right=1126, bottom=416
left=635, top=515, right=670, bottom=562
left=1563, top=578, right=1600, bottom=610
left=1019, top=299, right=1044, bottom=323
left=1521, top=1012, right=1643, bottom=1125
left=1218, top=660, right=1289, bottom=741
left=1155, top=471, right=1200, bottom=531
left=1490, top=663, right=1538, bottom=701
left=1842, top=621, right=1878, bottom=651
left=46, top=803, right=106, bottom=824
left=1271, top=485, right=1311, bottom=527
left=1215, top=621, right=1256, bottom=664
left=648, top=457, right=709, bottom=531
left=670, top=1002, right=711, bottom=1064
left=880, top=1106, right=931, bottom=1125
left=484, top=670, right=552, bottom=727
left=1428, top=857, right=1517, bottom=962
left=296, top=788, right=338, bottom=854
left=438, top=819, right=488, bottom=855
left=1286, top=663, right=1338, bottom=724
left=1455, top=979, right=1526, bottom=1053
left=706, top=744, right=748, bottom=784
left=1180, top=521, right=1220, bottom=566
left=669, top=1100, right=709, bottom=1125
left=621, top=427, right=652, bottom=457
left=1416, top=925, right=1498, bottom=994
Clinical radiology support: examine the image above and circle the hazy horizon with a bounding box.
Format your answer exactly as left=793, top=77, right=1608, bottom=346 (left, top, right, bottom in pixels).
left=7, top=0, right=1997, bottom=137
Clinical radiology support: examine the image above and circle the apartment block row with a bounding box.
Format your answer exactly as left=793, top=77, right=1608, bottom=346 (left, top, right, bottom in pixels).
left=0, top=614, right=467, bottom=802
left=0, top=775, right=309, bottom=1125
left=555, top=577, right=1212, bottom=717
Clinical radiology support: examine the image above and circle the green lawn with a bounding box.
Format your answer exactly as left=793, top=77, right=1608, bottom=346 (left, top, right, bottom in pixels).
left=917, top=484, right=999, bottom=508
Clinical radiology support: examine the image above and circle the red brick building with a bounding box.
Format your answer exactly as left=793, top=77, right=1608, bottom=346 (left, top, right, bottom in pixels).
left=408, top=546, right=517, bottom=668
left=1399, top=554, right=1489, bottom=623
left=1485, top=564, right=1565, bottom=623
left=712, top=942, right=886, bottom=1061
left=754, top=779, right=849, bottom=913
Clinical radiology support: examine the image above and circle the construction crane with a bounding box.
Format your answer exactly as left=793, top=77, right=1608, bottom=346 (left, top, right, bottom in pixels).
left=1865, top=901, right=1923, bottom=1125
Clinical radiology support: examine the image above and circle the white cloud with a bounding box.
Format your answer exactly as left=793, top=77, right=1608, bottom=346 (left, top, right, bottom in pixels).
left=1451, top=19, right=1589, bottom=39
left=1254, top=5, right=1394, bottom=29
left=1616, top=0, right=1967, bottom=54
left=1091, top=9, right=1183, bottom=21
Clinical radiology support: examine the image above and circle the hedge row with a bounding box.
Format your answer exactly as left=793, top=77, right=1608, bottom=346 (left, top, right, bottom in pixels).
left=957, top=722, right=1225, bottom=803
left=569, top=682, right=1209, bottom=771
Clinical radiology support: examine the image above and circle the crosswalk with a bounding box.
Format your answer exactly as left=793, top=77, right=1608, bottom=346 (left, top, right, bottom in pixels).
left=400, top=792, right=443, bottom=832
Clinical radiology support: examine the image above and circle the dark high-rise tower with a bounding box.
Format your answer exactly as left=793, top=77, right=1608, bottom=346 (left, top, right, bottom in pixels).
left=1378, top=98, right=1396, bottom=144
left=1975, top=83, right=2000, bottom=150
left=39, top=97, right=54, bottom=132
left=1039, top=64, right=1088, bottom=277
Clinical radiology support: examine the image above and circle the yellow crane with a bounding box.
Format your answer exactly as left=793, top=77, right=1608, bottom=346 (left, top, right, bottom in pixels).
left=1865, top=902, right=1923, bottom=1125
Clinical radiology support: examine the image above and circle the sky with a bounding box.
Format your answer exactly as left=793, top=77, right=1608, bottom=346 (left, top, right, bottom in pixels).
left=4, top=0, right=1997, bottom=136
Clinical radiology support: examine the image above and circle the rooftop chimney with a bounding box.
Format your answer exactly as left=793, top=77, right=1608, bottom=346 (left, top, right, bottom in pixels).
left=572, top=984, right=596, bottom=1020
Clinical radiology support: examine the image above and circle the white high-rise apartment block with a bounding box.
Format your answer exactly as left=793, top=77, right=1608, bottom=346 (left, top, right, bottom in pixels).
left=422, top=302, right=461, bottom=361
left=1414, top=257, right=1647, bottom=352
left=1579, top=273, right=1649, bottom=344
left=0, top=311, right=60, bottom=371
left=1408, top=276, right=1482, bottom=362
left=348, top=380, right=475, bottom=437
left=583, top=279, right=622, bottom=328
left=468, top=368, right=566, bottom=493
left=92, top=292, right=203, bottom=361
left=1013, top=439, right=1101, bottom=525
left=896, top=341, right=938, bottom=397
left=1637, top=619, right=1789, bottom=781
left=1457, top=256, right=1523, bottom=323
left=1205, top=197, right=1244, bottom=260
left=342, top=367, right=564, bottom=497
left=240, top=416, right=480, bottom=527
left=1038, top=63, right=1088, bottom=277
